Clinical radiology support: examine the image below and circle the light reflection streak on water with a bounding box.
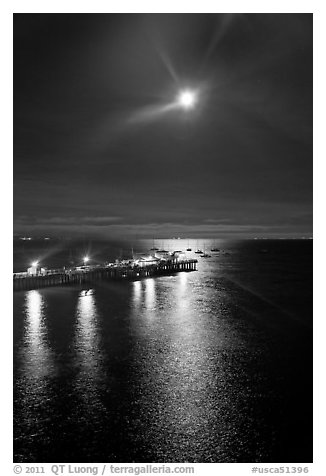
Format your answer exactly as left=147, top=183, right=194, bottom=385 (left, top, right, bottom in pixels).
left=145, top=278, right=156, bottom=312
left=130, top=272, right=220, bottom=457
left=163, top=273, right=213, bottom=439
left=15, top=290, right=54, bottom=438
left=132, top=278, right=157, bottom=314
left=74, top=291, right=103, bottom=407
left=20, top=290, right=53, bottom=381
left=132, top=280, right=142, bottom=311
left=131, top=278, right=157, bottom=322
left=176, top=271, right=188, bottom=310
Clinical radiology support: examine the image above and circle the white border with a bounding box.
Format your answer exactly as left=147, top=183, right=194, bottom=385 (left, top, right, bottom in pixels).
left=3, top=2, right=324, bottom=474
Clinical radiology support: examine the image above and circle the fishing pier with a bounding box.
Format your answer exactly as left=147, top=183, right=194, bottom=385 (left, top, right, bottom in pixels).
left=13, top=258, right=198, bottom=292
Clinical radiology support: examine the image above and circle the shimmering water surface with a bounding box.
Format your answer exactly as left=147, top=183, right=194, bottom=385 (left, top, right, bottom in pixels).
left=13, top=239, right=312, bottom=462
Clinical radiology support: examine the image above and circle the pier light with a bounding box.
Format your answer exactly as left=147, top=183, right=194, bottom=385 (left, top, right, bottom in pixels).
left=83, top=256, right=89, bottom=264
left=31, top=261, right=39, bottom=267
left=177, top=89, right=197, bottom=110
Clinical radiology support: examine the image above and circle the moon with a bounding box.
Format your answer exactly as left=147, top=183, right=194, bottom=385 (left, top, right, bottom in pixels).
left=177, top=90, right=197, bottom=110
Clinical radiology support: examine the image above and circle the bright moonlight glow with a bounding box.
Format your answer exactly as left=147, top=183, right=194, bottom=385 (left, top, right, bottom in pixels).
left=178, top=90, right=196, bottom=110
left=83, top=256, right=89, bottom=263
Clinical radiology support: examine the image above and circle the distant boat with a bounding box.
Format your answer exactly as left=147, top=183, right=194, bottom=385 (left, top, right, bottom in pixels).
left=186, top=248, right=192, bottom=251
left=200, top=252, right=211, bottom=258
left=200, top=244, right=211, bottom=257
left=194, top=241, right=203, bottom=254
left=211, top=247, right=220, bottom=252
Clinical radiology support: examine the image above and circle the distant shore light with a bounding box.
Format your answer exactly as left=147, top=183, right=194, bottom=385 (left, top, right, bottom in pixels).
left=83, top=256, right=89, bottom=263
left=31, top=261, right=38, bottom=267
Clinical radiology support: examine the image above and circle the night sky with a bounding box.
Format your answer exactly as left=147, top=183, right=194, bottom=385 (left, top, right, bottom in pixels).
left=14, top=13, right=313, bottom=239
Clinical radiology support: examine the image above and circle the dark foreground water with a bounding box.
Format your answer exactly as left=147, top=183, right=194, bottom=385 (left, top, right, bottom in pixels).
left=13, top=239, right=312, bottom=463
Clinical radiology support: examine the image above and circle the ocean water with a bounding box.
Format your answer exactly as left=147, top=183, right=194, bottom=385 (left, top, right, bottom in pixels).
left=13, top=239, right=312, bottom=463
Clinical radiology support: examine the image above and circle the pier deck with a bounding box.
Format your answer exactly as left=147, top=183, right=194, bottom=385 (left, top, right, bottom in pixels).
left=13, top=259, right=198, bottom=292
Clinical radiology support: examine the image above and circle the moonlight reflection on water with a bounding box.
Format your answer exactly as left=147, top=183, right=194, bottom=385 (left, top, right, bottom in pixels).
left=13, top=240, right=312, bottom=463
